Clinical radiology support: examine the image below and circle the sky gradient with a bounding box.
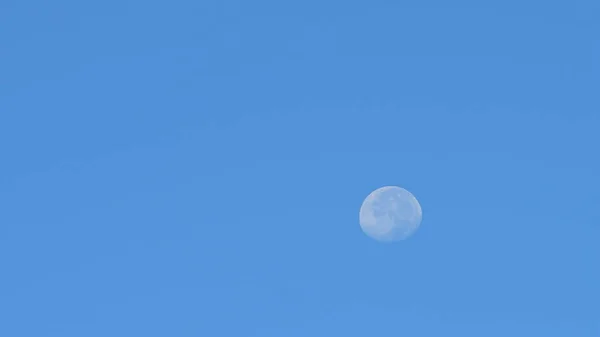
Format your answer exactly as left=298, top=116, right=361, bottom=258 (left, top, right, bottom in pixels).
left=1, top=0, right=599, bottom=336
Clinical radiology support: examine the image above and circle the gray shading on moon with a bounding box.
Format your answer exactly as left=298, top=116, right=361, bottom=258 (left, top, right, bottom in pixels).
left=359, top=186, right=423, bottom=242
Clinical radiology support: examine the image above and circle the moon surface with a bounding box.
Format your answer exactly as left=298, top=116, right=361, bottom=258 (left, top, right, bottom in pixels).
left=359, top=186, right=423, bottom=242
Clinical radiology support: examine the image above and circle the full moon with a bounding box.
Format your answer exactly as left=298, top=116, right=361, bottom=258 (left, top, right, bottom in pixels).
left=359, top=186, right=422, bottom=242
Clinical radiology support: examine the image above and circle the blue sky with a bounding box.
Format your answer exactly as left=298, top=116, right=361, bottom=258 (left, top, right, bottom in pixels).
left=1, top=0, right=598, bottom=335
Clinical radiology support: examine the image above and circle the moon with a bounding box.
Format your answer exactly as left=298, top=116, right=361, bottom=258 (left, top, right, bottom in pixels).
left=359, top=186, right=423, bottom=242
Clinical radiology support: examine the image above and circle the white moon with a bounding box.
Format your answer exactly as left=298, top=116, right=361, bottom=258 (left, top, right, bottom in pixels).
left=359, top=186, right=423, bottom=242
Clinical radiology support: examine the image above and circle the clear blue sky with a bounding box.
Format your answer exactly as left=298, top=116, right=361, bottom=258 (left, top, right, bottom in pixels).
left=1, top=0, right=598, bottom=335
